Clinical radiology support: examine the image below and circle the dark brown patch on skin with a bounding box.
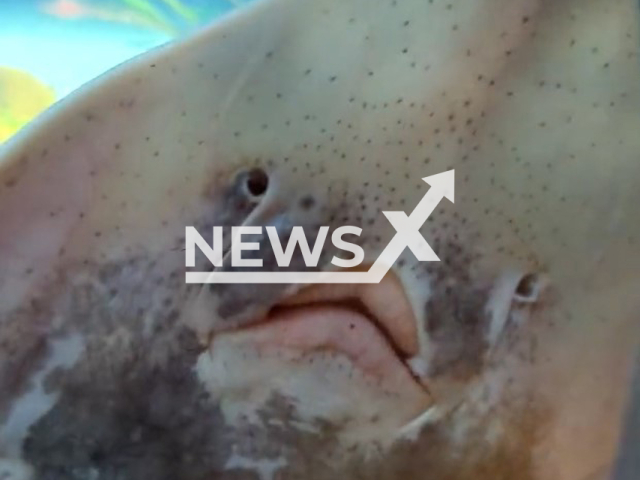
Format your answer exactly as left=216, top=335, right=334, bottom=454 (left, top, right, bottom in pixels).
left=3, top=255, right=226, bottom=480
left=0, top=253, right=188, bottom=419
left=422, top=241, right=491, bottom=381
left=23, top=329, right=233, bottom=480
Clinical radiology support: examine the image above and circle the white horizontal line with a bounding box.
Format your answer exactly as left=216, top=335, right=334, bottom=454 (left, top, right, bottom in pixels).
left=185, top=271, right=384, bottom=284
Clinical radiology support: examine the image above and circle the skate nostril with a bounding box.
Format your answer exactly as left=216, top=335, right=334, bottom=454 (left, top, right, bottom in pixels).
left=244, top=167, right=269, bottom=198
left=514, top=272, right=544, bottom=303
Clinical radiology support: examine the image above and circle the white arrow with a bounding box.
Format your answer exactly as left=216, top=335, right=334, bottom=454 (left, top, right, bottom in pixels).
left=386, top=170, right=455, bottom=229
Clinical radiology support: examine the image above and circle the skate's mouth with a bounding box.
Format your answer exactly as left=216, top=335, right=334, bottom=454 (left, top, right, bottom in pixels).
left=204, top=273, right=432, bottom=428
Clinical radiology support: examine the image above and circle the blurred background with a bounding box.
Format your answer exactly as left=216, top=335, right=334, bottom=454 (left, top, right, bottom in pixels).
left=0, top=0, right=249, bottom=143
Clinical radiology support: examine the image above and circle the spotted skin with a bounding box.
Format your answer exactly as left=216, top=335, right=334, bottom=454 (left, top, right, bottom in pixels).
left=1, top=0, right=639, bottom=479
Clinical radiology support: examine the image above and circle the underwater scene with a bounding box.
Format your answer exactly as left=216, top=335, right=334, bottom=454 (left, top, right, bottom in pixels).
left=0, top=0, right=639, bottom=479
left=0, top=0, right=247, bottom=143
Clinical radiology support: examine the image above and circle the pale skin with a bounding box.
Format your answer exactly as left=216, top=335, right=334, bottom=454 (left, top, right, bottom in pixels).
left=0, top=0, right=639, bottom=479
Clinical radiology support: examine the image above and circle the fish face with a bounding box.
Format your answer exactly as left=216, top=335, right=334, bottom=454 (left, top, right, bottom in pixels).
left=1, top=0, right=639, bottom=479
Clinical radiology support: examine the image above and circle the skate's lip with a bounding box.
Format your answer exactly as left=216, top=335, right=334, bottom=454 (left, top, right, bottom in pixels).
left=211, top=271, right=429, bottom=395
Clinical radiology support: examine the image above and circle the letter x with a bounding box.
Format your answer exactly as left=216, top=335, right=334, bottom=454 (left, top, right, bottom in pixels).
left=378, top=174, right=454, bottom=264
left=382, top=210, right=439, bottom=261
